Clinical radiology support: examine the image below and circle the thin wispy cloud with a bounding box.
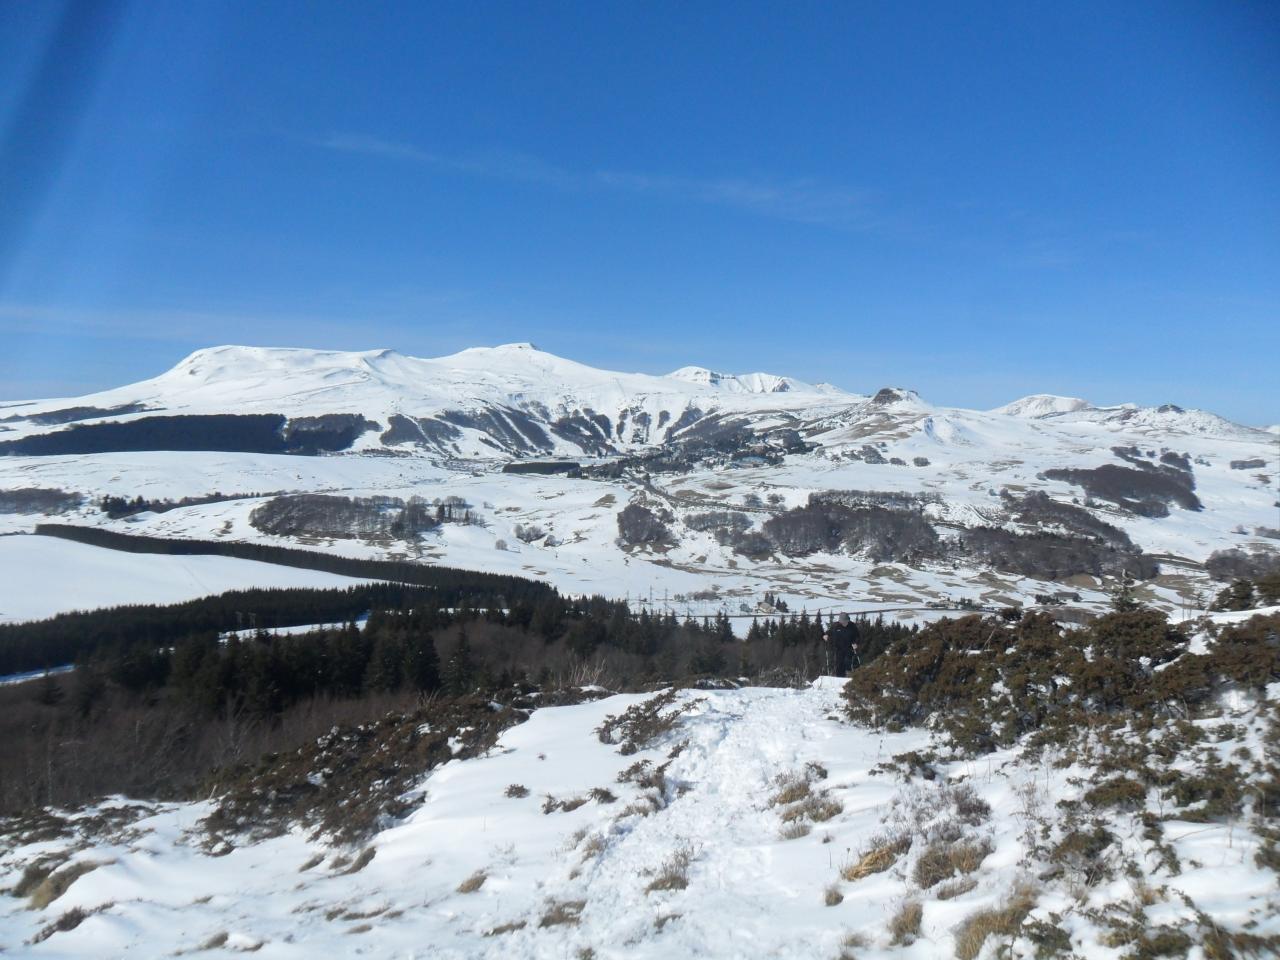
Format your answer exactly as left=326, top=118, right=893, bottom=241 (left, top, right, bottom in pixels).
left=319, top=133, right=879, bottom=228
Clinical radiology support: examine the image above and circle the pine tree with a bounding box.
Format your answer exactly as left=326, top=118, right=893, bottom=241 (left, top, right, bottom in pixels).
left=1110, top=573, right=1140, bottom=612
left=442, top=628, right=475, bottom=696
left=33, top=670, right=63, bottom=706
left=404, top=632, right=440, bottom=692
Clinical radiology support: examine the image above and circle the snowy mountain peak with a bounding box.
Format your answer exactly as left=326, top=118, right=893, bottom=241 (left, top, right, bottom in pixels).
left=867, top=386, right=926, bottom=409
left=666, top=366, right=825, bottom=395
left=993, top=394, right=1093, bottom=418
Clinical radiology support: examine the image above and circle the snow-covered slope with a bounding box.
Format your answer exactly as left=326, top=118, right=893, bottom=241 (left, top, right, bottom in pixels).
left=2, top=680, right=1275, bottom=958
left=992, top=394, right=1092, bottom=418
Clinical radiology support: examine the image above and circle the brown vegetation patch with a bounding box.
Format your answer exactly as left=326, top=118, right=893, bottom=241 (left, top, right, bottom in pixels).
left=889, top=900, right=923, bottom=945
left=953, top=883, right=1037, bottom=960
left=539, top=899, right=586, bottom=927
left=202, top=695, right=528, bottom=845
left=28, top=860, right=104, bottom=910
left=597, top=690, right=703, bottom=755
left=841, top=833, right=911, bottom=881
left=485, top=920, right=527, bottom=936
left=456, top=870, right=486, bottom=893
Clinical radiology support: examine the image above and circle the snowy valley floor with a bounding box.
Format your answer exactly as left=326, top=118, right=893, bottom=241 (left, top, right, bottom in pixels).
left=2, top=679, right=1278, bottom=959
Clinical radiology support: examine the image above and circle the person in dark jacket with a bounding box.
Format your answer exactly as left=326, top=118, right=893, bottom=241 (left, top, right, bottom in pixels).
left=824, top=612, right=859, bottom=676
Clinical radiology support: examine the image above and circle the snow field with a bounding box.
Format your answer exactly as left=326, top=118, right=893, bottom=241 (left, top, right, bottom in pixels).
left=2, top=678, right=1275, bottom=957
left=0, top=536, right=377, bottom=624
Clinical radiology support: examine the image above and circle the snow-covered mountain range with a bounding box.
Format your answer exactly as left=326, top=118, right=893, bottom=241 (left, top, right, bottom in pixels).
left=1, top=343, right=1269, bottom=459
left=0, top=343, right=1276, bottom=623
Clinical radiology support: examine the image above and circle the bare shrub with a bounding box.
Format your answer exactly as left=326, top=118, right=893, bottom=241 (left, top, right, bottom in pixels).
left=617, top=504, right=672, bottom=545
left=543, top=794, right=589, bottom=814
left=514, top=523, right=545, bottom=544
left=950, top=784, right=991, bottom=825
left=889, top=899, right=923, bottom=945
left=824, top=884, right=844, bottom=906
left=597, top=690, right=702, bottom=754
left=620, top=791, right=660, bottom=817
left=505, top=783, right=530, bottom=798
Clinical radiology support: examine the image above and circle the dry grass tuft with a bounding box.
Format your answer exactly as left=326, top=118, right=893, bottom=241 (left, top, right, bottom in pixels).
left=505, top=783, right=530, bottom=798
left=935, top=876, right=978, bottom=900
left=779, top=821, right=812, bottom=840
left=950, top=783, right=992, bottom=825
left=484, top=920, right=527, bottom=936
left=340, top=847, right=376, bottom=875
left=580, top=833, right=608, bottom=860
left=779, top=792, right=844, bottom=824
left=771, top=772, right=813, bottom=807
left=841, top=834, right=911, bottom=882
left=824, top=883, right=844, bottom=906
left=838, top=931, right=870, bottom=959
left=913, top=839, right=992, bottom=888
left=456, top=870, right=487, bottom=893
left=889, top=900, right=923, bottom=945
left=12, top=858, right=63, bottom=898
left=539, top=899, right=586, bottom=927
left=197, top=931, right=230, bottom=951
left=953, top=882, right=1037, bottom=960
left=29, top=904, right=106, bottom=945
left=646, top=845, right=696, bottom=893
left=28, top=860, right=103, bottom=910
left=543, top=794, right=590, bottom=814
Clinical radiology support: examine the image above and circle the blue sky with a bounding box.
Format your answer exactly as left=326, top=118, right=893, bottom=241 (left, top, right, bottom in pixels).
left=1, top=1, right=1277, bottom=423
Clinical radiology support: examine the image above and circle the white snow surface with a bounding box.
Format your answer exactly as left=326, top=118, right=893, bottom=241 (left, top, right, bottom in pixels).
left=0, top=536, right=376, bottom=623
left=1, top=681, right=1276, bottom=957
left=991, top=394, right=1093, bottom=418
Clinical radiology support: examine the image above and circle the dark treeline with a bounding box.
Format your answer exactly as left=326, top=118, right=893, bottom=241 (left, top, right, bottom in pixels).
left=0, top=583, right=445, bottom=675
left=2, top=590, right=913, bottom=814
left=32, top=522, right=552, bottom=594
left=99, top=491, right=276, bottom=519
left=0, top=412, right=375, bottom=457
left=90, top=602, right=917, bottom=719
